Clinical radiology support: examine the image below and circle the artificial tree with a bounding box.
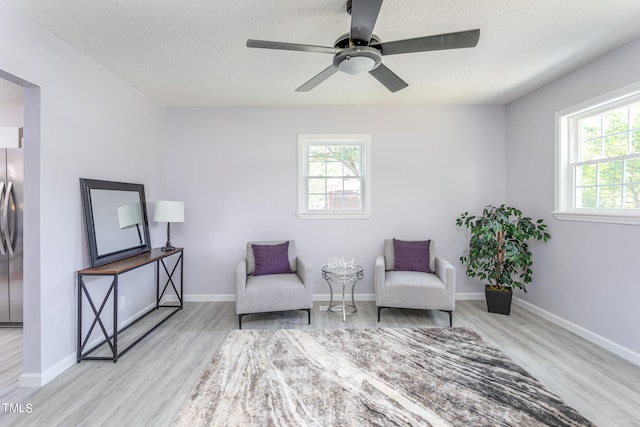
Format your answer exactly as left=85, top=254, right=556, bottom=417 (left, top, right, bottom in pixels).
left=456, top=204, right=550, bottom=313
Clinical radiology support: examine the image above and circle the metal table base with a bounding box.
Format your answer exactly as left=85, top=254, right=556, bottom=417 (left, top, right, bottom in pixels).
left=322, top=265, right=364, bottom=322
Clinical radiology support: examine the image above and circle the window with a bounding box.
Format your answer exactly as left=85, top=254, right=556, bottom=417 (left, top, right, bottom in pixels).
left=555, top=83, right=640, bottom=224
left=297, top=134, right=372, bottom=219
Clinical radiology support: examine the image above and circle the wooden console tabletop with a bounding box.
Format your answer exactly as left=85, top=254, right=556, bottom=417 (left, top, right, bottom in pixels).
left=78, top=247, right=182, bottom=276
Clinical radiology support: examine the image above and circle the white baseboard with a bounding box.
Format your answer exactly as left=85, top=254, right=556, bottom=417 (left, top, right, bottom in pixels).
left=19, top=351, right=77, bottom=387
left=312, top=293, right=484, bottom=302
left=455, top=292, right=484, bottom=300
left=183, top=294, right=235, bottom=302
left=18, top=372, right=42, bottom=387
left=164, top=294, right=235, bottom=302
left=514, top=297, right=640, bottom=367
left=20, top=302, right=166, bottom=388
left=178, top=292, right=485, bottom=303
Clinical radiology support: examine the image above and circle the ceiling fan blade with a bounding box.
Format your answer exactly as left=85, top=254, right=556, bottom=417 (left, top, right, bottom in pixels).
left=369, top=64, right=408, bottom=93
left=350, top=0, right=383, bottom=45
left=247, top=39, right=341, bottom=54
left=296, top=66, right=339, bottom=92
left=372, top=29, right=480, bottom=56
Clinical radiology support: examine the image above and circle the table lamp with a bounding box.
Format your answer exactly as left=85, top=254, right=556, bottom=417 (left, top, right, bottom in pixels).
left=153, top=200, right=184, bottom=251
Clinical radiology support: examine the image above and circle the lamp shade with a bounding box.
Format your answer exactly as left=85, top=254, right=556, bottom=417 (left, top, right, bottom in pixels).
left=153, top=200, right=184, bottom=223
left=117, top=203, right=142, bottom=229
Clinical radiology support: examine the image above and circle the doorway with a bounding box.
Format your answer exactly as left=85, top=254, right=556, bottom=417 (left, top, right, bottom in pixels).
left=0, top=76, right=24, bottom=394
left=0, top=69, right=41, bottom=390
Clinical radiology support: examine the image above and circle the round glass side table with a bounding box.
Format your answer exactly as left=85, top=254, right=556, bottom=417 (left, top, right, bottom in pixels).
left=321, top=265, right=364, bottom=322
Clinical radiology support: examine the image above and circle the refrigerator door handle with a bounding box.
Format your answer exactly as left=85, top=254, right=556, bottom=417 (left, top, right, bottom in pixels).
left=0, top=181, right=5, bottom=256
left=1, top=181, right=14, bottom=256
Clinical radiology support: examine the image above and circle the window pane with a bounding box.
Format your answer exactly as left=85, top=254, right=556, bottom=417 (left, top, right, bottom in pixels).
left=308, top=178, right=325, bottom=194
left=308, top=194, right=326, bottom=210
left=576, top=187, right=596, bottom=208
left=598, top=161, right=623, bottom=185
left=598, top=185, right=623, bottom=208
left=328, top=192, right=343, bottom=209
left=342, top=146, right=361, bottom=176
left=580, top=115, right=601, bottom=140
left=625, top=158, right=640, bottom=184
left=580, top=138, right=601, bottom=161
left=308, top=161, right=325, bottom=176
left=325, top=146, right=344, bottom=162
left=342, top=178, right=362, bottom=209
left=344, top=177, right=362, bottom=191
left=332, top=193, right=361, bottom=209
left=632, top=130, right=640, bottom=153
left=576, top=164, right=596, bottom=186
left=603, top=133, right=628, bottom=157
left=326, top=178, right=343, bottom=193
left=603, top=107, right=628, bottom=136
left=625, top=184, right=640, bottom=208
left=631, top=102, right=640, bottom=130
left=308, top=146, right=325, bottom=160
left=325, top=161, right=343, bottom=177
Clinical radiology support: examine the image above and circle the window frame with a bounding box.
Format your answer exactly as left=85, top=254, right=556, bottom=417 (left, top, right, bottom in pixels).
left=297, top=134, right=372, bottom=219
left=554, top=81, right=640, bottom=225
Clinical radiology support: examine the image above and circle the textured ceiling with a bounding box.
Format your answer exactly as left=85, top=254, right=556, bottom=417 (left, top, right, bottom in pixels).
left=2, top=0, right=640, bottom=107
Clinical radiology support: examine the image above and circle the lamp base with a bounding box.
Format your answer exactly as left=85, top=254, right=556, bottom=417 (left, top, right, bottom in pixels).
left=162, top=223, right=175, bottom=251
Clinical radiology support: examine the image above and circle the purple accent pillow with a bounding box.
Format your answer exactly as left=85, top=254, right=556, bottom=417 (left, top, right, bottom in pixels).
left=393, top=239, right=432, bottom=273
left=252, top=242, right=292, bottom=276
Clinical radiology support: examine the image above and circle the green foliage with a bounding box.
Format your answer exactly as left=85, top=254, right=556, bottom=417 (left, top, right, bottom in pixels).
left=455, top=205, right=550, bottom=292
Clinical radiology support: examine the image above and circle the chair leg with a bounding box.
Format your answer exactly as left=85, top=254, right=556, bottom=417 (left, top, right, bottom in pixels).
left=439, top=310, right=453, bottom=327
left=238, top=314, right=243, bottom=329
left=377, top=306, right=385, bottom=322
left=305, top=308, right=311, bottom=324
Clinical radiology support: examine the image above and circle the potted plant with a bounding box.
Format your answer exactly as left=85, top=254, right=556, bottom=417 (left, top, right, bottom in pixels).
left=455, top=204, right=550, bottom=315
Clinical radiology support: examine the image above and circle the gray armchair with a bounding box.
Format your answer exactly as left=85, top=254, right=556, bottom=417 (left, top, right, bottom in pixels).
left=375, top=239, right=455, bottom=326
left=236, top=240, right=313, bottom=329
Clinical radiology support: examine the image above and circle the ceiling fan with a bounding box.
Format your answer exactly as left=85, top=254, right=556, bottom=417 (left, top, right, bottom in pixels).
left=246, top=0, right=480, bottom=93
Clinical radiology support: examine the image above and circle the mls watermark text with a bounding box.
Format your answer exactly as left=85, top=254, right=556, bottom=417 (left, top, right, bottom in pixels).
left=2, top=402, right=33, bottom=414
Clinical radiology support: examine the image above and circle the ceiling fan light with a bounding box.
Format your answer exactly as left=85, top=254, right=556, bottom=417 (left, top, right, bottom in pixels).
left=338, top=56, right=376, bottom=75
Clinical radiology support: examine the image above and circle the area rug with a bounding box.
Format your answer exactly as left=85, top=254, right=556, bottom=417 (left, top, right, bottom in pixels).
left=174, top=327, right=594, bottom=426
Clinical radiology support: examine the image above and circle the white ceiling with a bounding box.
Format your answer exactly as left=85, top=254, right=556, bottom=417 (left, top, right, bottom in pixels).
left=2, top=0, right=640, bottom=107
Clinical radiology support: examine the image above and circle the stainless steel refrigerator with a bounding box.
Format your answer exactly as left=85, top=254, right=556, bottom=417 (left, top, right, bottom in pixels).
left=0, top=147, right=22, bottom=327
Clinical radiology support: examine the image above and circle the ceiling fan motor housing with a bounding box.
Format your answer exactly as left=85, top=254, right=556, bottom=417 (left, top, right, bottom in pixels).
left=333, top=46, right=382, bottom=74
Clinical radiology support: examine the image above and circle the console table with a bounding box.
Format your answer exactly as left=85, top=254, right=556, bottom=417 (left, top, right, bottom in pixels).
left=77, top=248, right=183, bottom=362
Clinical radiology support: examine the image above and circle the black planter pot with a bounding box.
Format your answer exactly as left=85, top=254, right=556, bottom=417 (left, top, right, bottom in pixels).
left=485, top=285, right=513, bottom=315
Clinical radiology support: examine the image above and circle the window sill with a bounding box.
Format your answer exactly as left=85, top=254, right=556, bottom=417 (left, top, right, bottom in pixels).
left=551, top=210, right=640, bottom=225
left=296, top=212, right=373, bottom=220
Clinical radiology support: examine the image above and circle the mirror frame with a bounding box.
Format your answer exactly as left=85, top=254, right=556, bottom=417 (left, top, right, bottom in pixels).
left=80, top=178, right=151, bottom=268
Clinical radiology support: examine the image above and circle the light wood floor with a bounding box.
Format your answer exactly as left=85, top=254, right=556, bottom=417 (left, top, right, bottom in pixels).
left=1, top=301, right=639, bottom=426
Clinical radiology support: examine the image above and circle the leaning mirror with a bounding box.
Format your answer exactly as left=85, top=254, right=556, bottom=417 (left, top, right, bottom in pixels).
left=80, top=178, right=151, bottom=267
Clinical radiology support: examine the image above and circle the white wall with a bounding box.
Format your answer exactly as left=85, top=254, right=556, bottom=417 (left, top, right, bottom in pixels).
left=0, top=104, right=23, bottom=126
left=0, top=1, right=167, bottom=384
left=166, top=105, right=506, bottom=299
left=506, top=37, right=640, bottom=358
